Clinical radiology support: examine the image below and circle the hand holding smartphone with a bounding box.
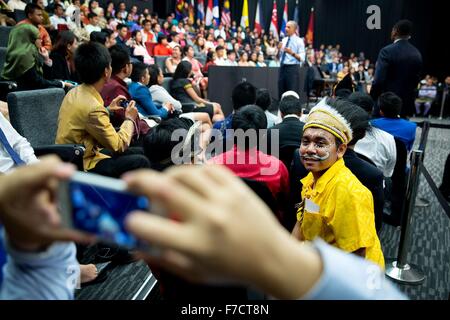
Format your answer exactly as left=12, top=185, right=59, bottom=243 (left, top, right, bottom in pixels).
left=59, top=172, right=150, bottom=250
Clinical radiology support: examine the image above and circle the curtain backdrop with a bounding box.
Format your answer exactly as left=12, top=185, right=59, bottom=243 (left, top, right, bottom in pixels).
left=107, top=0, right=447, bottom=79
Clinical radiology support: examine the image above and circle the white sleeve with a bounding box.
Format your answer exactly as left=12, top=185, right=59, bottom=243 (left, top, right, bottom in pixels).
left=298, top=37, right=306, bottom=62
left=0, top=113, right=38, bottom=165
left=385, top=134, right=397, bottom=178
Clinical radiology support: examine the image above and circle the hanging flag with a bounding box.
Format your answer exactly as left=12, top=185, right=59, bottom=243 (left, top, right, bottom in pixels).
left=269, top=0, right=279, bottom=40
left=221, top=0, right=231, bottom=27
left=240, top=0, right=249, bottom=28
left=175, top=0, right=185, bottom=21
left=197, top=0, right=205, bottom=22
left=213, top=0, right=220, bottom=26
left=305, top=7, right=314, bottom=45
left=254, top=0, right=264, bottom=34
left=280, top=0, right=289, bottom=37
left=293, top=0, right=299, bottom=23
left=205, top=0, right=213, bottom=26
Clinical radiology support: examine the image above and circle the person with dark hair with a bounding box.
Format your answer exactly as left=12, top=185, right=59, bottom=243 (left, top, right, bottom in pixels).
left=101, top=45, right=150, bottom=140
left=2, top=24, right=71, bottom=91
left=49, top=3, right=68, bottom=30
left=115, top=23, right=130, bottom=53
left=202, top=50, right=216, bottom=73
left=31, top=0, right=51, bottom=30
left=85, top=12, right=101, bottom=35
left=143, top=117, right=197, bottom=171
left=170, top=61, right=224, bottom=123
left=278, top=21, right=305, bottom=98
left=256, top=88, right=280, bottom=128
left=351, top=92, right=397, bottom=178
left=212, top=81, right=257, bottom=137
left=182, top=44, right=208, bottom=96
left=130, top=30, right=153, bottom=65
left=128, top=61, right=173, bottom=118
left=267, top=96, right=304, bottom=152
left=165, top=45, right=182, bottom=74
left=371, top=92, right=417, bottom=151
left=371, top=20, right=422, bottom=118
left=18, top=3, right=52, bottom=50
left=148, top=64, right=212, bottom=127
left=153, top=34, right=172, bottom=56
left=209, top=105, right=290, bottom=201
left=291, top=98, right=384, bottom=268
left=44, top=30, right=78, bottom=82
left=101, top=28, right=116, bottom=48
left=141, top=19, right=154, bottom=44
left=90, top=31, right=107, bottom=46
left=56, top=42, right=150, bottom=178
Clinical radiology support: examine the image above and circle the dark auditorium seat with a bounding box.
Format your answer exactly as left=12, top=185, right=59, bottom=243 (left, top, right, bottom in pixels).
left=0, top=47, right=17, bottom=101
left=383, top=137, right=408, bottom=226
left=154, top=55, right=169, bottom=75
left=0, top=26, right=11, bottom=47
left=7, top=88, right=84, bottom=170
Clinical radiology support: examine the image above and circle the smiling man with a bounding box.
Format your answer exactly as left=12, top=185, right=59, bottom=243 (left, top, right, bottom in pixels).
left=292, top=98, right=384, bottom=269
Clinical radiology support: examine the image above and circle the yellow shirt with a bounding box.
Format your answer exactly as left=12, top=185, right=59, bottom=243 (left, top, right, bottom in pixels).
left=56, top=84, right=134, bottom=171
left=297, top=158, right=385, bottom=269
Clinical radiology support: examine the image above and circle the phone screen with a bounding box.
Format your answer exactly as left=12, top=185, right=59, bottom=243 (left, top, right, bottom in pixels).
left=68, top=179, right=149, bottom=249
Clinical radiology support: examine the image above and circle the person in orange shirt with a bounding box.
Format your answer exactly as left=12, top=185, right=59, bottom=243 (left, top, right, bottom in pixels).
left=18, top=3, right=52, bottom=51
left=153, top=34, right=172, bottom=56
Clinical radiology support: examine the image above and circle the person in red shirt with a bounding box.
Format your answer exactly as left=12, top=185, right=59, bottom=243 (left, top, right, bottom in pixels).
left=153, top=34, right=172, bottom=56
left=209, top=105, right=289, bottom=201
left=101, top=45, right=150, bottom=138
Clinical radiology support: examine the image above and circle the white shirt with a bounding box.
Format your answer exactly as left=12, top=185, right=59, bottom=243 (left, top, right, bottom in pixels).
left=215, top=57, right=229, bottom=66
left=265, top=110, right=282, bottom=128
left=0, top=113, right=38, bottom=173
left=7, top=0, right=26, bottom=11
left=149, top=85, right=182, bottom=112
left=280, top=35, right=305, bottom=65
left=49, top=15, right=68, bottom=29
left=214, top=29, right=226, bottom=40
left=354, top=126, right=397, bottom=178
left=85, top=24, right=101, bottom=35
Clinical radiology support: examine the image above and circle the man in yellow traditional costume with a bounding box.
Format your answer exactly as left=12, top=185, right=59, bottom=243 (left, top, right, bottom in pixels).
left=292, top=98, right=385, bottom=269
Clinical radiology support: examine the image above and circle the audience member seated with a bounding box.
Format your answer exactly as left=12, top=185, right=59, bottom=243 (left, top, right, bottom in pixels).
left=170, top=61, right=224, bottom=123
left=291, top=98, right=384, bottom=268
left=49, top=3, right=68, bottom=30
left=56, top=42, right=150, bottom=178
left=153, top=34, right=172, bottom=56
left=18, top=3, right=52, bottom=50
left=351, top=92, right=397, bottom=178
left=213, top=81, right=257, bottom=138
left=182, top=44, right=208, bottom=96
left=115, top=23, right=130, bottom=53
left=202, top=50, right=216, bottom=73
left=44, top=30, right=78, bottom=82
left=415, top=77, right=437, bottom=116
left=101, top=45, right=150, bottom=140
left=209, top=105, right=290, bottom=203
left=129, top=30, right=153, bottom=65
left=371, top=92, right=417, bottom=152
left=148, top=64, right=212, bottom=126
left=1, top=23, right=71, bottom=90
left=255, top=88, right=281, bottom=128
left=267, top=95, right=304, bottom=152
left=141, top=19, right=154, bottom=44
left=143, top=117, right=200, bottom=171
left=128, top=61, right=173, bottom=119
left=164, top=44, right=181, bottom=74
left=0, top=112, right=37, bottom=172
left=85, top=12, right=101, bottom=35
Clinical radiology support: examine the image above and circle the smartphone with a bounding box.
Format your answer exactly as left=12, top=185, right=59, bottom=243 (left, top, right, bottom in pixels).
left=59, top=172, right=150, bottom=250
left=119, top=100, right=130, bottom=108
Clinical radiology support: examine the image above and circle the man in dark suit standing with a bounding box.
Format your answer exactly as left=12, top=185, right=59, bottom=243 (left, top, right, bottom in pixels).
left=371, top=20, right=422, bottom=118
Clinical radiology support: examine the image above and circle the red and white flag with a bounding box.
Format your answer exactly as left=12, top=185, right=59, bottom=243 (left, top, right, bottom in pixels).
left=205, top=0, right=213, bottom=26
left=269, top=0, right=279, bottom=40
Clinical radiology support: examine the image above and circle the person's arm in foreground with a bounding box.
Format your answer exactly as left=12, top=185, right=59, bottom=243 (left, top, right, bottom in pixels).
left=0, top=157, right=92, bottom=300
left=124, top=165, right=407, bottom=300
